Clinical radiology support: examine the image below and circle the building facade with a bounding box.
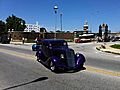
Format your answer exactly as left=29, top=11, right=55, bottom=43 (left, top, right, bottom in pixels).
left=83, top=20, right=88, bottom=33
left=24, top=22, right=40, bottom=32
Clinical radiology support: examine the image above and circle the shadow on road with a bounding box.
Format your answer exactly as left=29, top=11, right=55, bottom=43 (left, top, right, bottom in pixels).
left=3, top=77, right=48, bottom=90
left=54, top=67, right=86, bottom=74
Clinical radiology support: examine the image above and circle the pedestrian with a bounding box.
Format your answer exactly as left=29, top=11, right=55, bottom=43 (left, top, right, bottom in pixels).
left=22, top=37, right=25, bottom=44
left=35, top=37, right=38, bottom=43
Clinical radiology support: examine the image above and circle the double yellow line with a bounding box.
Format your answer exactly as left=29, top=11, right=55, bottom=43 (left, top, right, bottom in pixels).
left=1, top=48, right=120, bottom=77
left=86, top=66, right=120, bottom=77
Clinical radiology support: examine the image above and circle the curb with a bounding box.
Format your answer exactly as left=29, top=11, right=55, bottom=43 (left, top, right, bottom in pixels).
left=96, top=46, right=120, bottom=55
left=96, top=47, right=100, bottom=50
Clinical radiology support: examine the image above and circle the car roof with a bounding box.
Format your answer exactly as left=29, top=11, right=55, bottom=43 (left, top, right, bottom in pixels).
left=41, top=39, right=66, bottom=43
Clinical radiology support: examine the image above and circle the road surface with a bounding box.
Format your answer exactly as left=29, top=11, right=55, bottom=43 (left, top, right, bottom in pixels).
left=0, top=43, right=120, bottom=90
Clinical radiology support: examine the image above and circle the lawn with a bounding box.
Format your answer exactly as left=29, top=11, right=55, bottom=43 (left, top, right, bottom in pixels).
left=110, top=44, right=120, bottom=49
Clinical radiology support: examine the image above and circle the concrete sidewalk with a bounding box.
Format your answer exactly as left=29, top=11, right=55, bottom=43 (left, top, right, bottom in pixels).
left=96, top=43, right=120, bottom=55
left=0, top=42, right=35, bottom=50
left=10, top=41, right=35, bottom=45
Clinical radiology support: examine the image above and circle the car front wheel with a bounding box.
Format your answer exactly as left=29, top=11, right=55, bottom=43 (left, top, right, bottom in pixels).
left=49, top=61, right=57, bottom=72
left=37, top=56, right=40, bottom=62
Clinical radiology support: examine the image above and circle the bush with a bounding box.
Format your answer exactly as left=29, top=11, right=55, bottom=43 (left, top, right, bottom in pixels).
left=65, top=39, right=73, bottom=42
left=25, top=39, right=35, bottom=43
left=110, top=44, right=120, bottom=49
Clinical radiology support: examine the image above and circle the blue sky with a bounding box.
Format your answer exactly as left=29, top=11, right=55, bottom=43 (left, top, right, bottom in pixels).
left=0, top=0, right=120, bottom=32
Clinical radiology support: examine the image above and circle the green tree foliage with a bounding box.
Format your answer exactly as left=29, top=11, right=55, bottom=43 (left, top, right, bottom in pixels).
left=31, top=30, right=35, bottom=33
left=40, top=27, right=47, bottom=32
left=0, top=20, right=6, bottom=34
left=104, top=24, right=108, bottom=36
left=6, top=14, right=26, bottom=31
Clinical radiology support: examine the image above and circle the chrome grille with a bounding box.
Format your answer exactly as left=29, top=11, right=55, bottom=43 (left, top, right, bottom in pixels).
left=66, top=49, right=75, bottom=68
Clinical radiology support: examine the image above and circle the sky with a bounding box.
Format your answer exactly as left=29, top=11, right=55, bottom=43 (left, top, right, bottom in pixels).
left=0, top=0, right=120, bottom=33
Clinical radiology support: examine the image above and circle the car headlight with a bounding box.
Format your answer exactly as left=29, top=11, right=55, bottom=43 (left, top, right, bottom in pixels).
left=76, top=53, right=80, bottom=57
left=60, top=54, right=64, bottom=59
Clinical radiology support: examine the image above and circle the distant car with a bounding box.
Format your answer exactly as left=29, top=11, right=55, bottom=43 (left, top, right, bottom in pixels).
left=75, top=38, right=81, bottom=43
left=36, top=39, right=86, bottom=72
left=111, top=36, right=120, bottom=42
left=0, top=35, right=10, bottom=44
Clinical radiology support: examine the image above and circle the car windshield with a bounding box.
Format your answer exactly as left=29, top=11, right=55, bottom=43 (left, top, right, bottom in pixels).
left=50, top=42, right=67, bottom=47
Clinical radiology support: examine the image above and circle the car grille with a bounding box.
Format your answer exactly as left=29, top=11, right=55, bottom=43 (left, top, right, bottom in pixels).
left=66, top=49, right=75, bottom=68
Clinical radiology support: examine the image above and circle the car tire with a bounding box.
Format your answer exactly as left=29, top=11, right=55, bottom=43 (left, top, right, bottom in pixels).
left=80, top=63, right=84, bottom=68
left=49, top=60, right=57, bottom=72
left=37, top=56, right=41, bottom=62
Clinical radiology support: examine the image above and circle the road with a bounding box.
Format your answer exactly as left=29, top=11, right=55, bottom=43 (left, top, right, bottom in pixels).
left=0, top=43, right=120, bottom=90
left=69, top=42, right=120, bottom=72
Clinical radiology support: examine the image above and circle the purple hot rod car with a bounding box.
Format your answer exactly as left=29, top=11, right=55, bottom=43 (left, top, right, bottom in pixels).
left=36, top=39, right=85, bottom=72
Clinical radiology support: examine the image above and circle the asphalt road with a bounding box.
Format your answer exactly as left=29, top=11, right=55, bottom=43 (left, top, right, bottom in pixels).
left=69, top=42, right=120, bottom=72
left=0, top=43, right=120, bottom=90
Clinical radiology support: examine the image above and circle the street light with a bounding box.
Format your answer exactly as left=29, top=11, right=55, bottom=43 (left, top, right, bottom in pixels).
left=54, top=5, right=58, bottom=14
left=60, top=13, right=63, bottom=31
left=54, top=5, right=58, bottom=39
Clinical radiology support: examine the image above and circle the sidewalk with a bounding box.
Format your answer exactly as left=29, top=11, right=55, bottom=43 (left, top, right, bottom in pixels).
left=96, top=43, right=120, bottom=55
left=0, top=42, right=35, bottom=50
left=10, top=41, right=35, bottom=45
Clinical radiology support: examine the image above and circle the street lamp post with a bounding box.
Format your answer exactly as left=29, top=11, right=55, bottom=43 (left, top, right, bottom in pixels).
left=54, top=5, right=58, bottom=39
left=60, top=13, right=63, bottom=31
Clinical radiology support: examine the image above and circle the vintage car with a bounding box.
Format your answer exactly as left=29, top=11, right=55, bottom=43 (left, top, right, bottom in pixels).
left=0, top=35, right=10, bottom=44
left=36, top=39, right=86, bottom=72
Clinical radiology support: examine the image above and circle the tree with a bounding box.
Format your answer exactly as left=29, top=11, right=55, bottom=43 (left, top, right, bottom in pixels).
left=40, top=27, right=47, bottom=32
left=98, top=25, right=102, bottom=37
left=104, top=24, right=108, bottom=42
left=6, top=14, right=26, bottom=32
left=66, top=31, right=70, bottom=33
left=31, top=30, right=35, bottom=33
left=56, top=30, right=61, bottom=33
left=49, top=31, right=54, bottom=33
left=0, top=20, right=6, bottom=34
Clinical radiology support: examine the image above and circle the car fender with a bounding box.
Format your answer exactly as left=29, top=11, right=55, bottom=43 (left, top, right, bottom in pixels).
left=49, top=56, right=61, bottom=66
left=36, top=50, right=44, bottom=58
left=32, top=44, right=37, bottom=51
left=75, top=53, right=86, bottom=65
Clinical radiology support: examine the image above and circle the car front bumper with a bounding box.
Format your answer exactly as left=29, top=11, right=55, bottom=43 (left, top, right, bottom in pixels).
left=56, top=64, right=83, bottom=71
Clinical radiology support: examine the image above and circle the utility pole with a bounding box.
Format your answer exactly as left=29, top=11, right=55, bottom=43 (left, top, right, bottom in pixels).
left=54, top=5, right=58, bottom=39
left=60, top=13, right=63, bottom=31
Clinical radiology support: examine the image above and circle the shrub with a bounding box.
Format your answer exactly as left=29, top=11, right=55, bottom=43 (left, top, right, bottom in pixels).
left=110, top=44, right=120, bottom=49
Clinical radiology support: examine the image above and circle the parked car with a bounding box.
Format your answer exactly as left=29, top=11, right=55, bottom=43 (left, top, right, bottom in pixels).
left=36, top=39, right=86, bottom=72
left=0, top=35, right=10, bottom=44
left=111, top=36, right=120, bottom=42
left=75, top=38, right=81, bottom=43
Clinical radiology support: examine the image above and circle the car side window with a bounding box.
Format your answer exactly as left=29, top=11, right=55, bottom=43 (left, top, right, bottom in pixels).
left=42, top=42, right=52, bottom=57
